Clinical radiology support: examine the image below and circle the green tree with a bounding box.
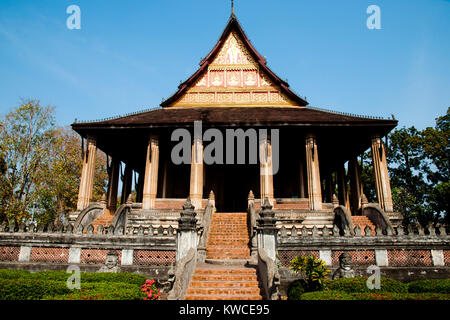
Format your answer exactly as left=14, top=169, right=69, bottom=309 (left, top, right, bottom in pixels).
left=35, top=127, right=108, bottom=226
left=0, top=100, right=55, bottom=223
left=0, top=100, right=109, bottom=225
left=386, top=108, right=449, bottom=226
left=387, top=127, right=428, bottom=225
left=360, top=150, right=376, bottom=203
left=420, top=108, right=449, bottom=225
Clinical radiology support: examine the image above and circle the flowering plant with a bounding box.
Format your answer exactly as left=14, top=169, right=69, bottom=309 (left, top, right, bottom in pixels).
left=290, top=255, right=330, bottom=291
left=140, top=279, right=160, bottom=300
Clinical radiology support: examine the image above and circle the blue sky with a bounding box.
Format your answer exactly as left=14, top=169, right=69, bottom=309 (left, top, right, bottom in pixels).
left=0, top=0, right=449, bottom=130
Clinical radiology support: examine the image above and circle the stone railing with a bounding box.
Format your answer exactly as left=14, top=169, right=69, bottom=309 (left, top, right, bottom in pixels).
left=247, top=192, right=258, bottom=262
left=0, top=220, right=178, bottom=237
left=0, top=221, right=176, bottom=283
left=258, top=247, right=280, bottom=300
left=197, top=201, right=214, bottom=262
left=167, top=248, right=197, bottom=300
left=278, top=223, right=448, bottom=239
left=275, top=222, right=449, bottom=298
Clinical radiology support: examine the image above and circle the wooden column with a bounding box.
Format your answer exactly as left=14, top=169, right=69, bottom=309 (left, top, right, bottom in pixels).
left=142, top=134, right=159, bottom=210
left=299, top=160, right=306, bottom=198
left=325, top=173, right=333, bottom=203
left=371, top=136, right=393, bottom=212
left=305, top=134, right=322, bottom=210
left=259, top=131, right=274, bottom=205
left=121, top=165, right=132, bottom=205
left=189, top=135, right=204, bottom=210
left=77, top=136, right=97, bottom=211
left=106, top=157, right=120, bottom=214
left=349, top=157, right=363, bottom=213
left=337, top=165, right=349, bottom=209
left=161, top=157, right=168, bottom=198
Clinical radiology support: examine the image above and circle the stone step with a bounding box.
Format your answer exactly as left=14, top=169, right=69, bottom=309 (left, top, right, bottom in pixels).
left=206, top=255, right=250, bottom=260
left=192, top=274, right=258, bottom=281
left=206, top=247, right=250, bottom=255
left=184, top=212, right=262, bottom=300
left=186, top=287, right=261, bottom=295
left=189, top=280, right=260, bottom=288
left=208, top=234, right=249, bottom=239
left=351, top=215, right=376, bottom=233
left=207, top=240, right=249, bottom=245
left=194, top=267, right=256, bottom=275
left=210, top=226, right=247, bottom=229
left=184, top=294, right=262, bottom=300
left=205, top=258, right=251, bottom=265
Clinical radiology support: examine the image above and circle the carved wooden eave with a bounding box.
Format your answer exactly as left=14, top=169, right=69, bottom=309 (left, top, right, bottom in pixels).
left=161, top=13, right=308, bottom=108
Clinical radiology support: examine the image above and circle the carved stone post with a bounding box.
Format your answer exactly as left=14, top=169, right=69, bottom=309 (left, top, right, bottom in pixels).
left=371, top=136, right=393, bottom=212
left=189, top=133, right=204, bottom=210
left=257, top=197, right=277, bottom=261
left=142, top=134, right=159, bottom=210
left=259, top=131, right=274, bottom=205
left=76, top=135, right=97, bottom=211
left=176, top=198, right=198, bottom=261
left=305, top=134, right=322, bottom=210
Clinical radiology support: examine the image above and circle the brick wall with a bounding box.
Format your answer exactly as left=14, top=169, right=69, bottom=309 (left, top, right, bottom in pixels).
left=0, top=226, right=176, bottom=270
left=0, top=246, right=20, bottom=262
left=29, top=247, right=69, bottom=264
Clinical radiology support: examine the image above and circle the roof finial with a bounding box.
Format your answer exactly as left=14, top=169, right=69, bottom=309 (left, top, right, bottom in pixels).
left=231, top=0, right=234, bottom=14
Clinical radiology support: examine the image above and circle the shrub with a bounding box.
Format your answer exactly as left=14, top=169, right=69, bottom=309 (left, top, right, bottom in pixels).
left=0, top=269, right=32, bottom=280
left=81, top=272, right=147, bottom=286
left=0, top=269, right=151, bottom=300
left=300, top=290, right=450, bottom=300
left=287, top=279, right=307, bottom=300
left=44, top=282, right=147, bottom=300
left=0, top=269, right=147, bottom=286
left=140, top=279, right=161, bottom=300
left=324, top=277, right=408, bottom=293
left=0, top=279, right=71, bottom=300
left=290, top=255, right=330, bottom=291
left=407, top=279, right=450, bottom=294
left=351, top=292, right=450, bottom=300
left=300, top=290, right=355, bottom=300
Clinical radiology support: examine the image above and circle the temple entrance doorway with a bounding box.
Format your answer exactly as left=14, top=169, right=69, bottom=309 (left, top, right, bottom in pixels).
left=205, top=163, right=259, bottom=212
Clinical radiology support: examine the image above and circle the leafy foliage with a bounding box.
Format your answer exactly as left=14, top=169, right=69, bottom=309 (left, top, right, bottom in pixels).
left=289, top=255, right=330, bottom=291
left=300, top=290, right=450, bottom=300
left=296, top=277, right=449, bottom=300
left=0, top=100, right=55, bottom=223
left=140, top=279, right=161, bottom=300
left=324, top=277, right=407, bottom=293
left=0, top=269, right=154, bottom=300
left=407, top=279, right=450, bottom=294
left=359, top=108, right=449, bottom=226
left=0, top=279, right=71, bottom=300
left=286, top=279, right=307, bottom=300
left=44, top=282, right=146, bottom=300
left=0, top=100, right=108, bottom=225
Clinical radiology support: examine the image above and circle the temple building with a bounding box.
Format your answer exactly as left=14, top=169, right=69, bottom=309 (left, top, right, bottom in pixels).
left=70, top=13, right=402, bottom=234
left=4, top=10, right=449, bottom=302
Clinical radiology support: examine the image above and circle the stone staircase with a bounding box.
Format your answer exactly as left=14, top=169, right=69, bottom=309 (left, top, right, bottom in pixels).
left=90, top=211, right=114, bottom=233
left=351, top=215, right=376, bottom=234
left=184, top=212, right=263, bottom=300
